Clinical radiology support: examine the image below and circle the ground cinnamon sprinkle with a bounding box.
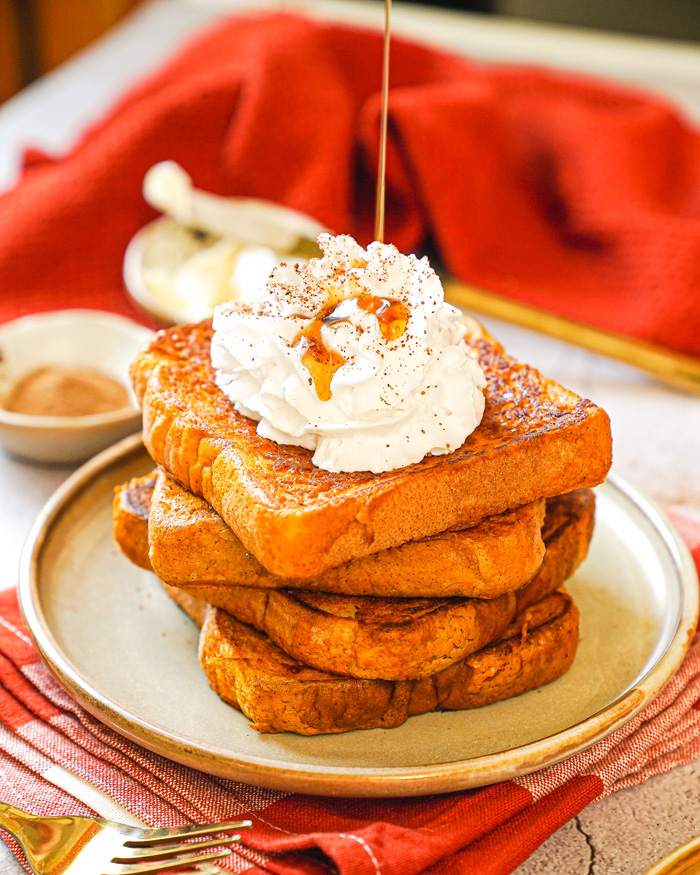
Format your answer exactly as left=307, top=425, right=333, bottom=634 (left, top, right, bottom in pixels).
left=2, top=366, right=130, bottom=417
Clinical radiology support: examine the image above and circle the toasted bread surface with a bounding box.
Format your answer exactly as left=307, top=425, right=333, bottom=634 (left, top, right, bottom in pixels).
left=114, top=475, right=592, bottom=679
left=149, top=470, right=546, bottom=598
left=407, top=592, right=578, bottom=716
left=190, top=590, right=579, bottom=734
left=132, top=319, right=611, bottom=578
left=112, top=474, right=157, bottom=571
left=518, top=488, right=595, bottom=610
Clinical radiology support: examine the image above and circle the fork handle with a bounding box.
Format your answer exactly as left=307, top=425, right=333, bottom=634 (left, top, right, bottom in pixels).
left=0, top=802, right=98, bottom=875
left=0, top=801, right=36, bottom=836
left=0, top=802, right=44, bottom=860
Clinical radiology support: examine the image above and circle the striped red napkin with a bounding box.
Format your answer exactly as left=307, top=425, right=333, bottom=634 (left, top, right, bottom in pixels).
left=0, top=513, right=699, bottom=875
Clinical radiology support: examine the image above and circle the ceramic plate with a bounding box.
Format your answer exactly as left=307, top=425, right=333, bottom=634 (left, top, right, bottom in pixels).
left=19, top=434, right=698, bottom=797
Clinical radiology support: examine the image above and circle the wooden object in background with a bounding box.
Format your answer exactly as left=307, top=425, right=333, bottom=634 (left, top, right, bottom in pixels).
left=0, top=0, right=142, bottom=102
left=445, top=279, right=700, bottom=396
left=0, top=2, right=24, bottom=103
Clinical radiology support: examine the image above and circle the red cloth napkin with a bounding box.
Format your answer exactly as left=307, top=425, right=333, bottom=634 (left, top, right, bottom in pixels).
left=0, top=513, right=698, bottom=875
left=0, top=13, right=699, bottom=356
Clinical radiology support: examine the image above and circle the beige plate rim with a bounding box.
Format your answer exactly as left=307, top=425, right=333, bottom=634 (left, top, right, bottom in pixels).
left=18, top=434, right=700, bottom=797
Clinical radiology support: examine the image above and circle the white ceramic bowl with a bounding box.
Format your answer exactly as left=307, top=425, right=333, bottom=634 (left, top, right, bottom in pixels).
left=123, top=216, right=324, bottom=325
left=0, top=310, right=152, bottom=464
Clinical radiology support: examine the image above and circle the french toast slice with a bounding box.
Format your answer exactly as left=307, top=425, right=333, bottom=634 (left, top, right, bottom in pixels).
left=164, top=583, right=579, bottom=735
left=114, top=476, right=593, bottom=679
left=148, top=470, right=546, bottom=599
left=113, top=473, right=157, bottom=571
left=131, top=318, right=611, bottom=578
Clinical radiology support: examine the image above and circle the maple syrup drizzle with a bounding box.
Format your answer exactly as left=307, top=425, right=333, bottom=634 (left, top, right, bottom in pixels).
left=356, top=294, right=408, bottom=341
left=294, top=309, right=346, bottom=404
left=375, top=0, right=392, bottom=243
left=294, top=294, right=410, bottom=401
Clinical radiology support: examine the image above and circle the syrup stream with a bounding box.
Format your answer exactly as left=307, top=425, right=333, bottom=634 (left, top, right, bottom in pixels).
left=374, top=0, right=392, bottom=243
left=299, top=2, right=396, bottom=403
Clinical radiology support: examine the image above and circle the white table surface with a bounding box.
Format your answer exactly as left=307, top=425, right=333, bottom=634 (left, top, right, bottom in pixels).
left=1, top=2, right=699, bottom=873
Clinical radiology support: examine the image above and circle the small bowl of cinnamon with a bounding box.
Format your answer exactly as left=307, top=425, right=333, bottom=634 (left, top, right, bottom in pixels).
left=0, top=310, right=152, bottom=464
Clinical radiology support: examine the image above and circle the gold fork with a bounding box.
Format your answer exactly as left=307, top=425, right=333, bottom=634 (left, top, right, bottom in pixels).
left=0, top=801, right=252, bottom=875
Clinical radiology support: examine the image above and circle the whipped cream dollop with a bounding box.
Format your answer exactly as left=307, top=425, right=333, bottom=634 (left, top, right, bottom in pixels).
left=211, top=234, right=486, bottom=473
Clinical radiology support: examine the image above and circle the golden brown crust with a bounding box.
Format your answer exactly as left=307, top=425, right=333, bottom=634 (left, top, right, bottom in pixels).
left=132, top=321, right=611, bottom=578
left=192, top=591, right=579, bottom=735
left=407, top=592, right=579, bottom=716
left=516, top=488, right=595, bottom=611
left=149, top=470, right=546, bottom=599
left=112, top=474, right=157, bottom=571
left=162, top=492, right=590, bottom=679
left=114, top=477, right=593, bottom=680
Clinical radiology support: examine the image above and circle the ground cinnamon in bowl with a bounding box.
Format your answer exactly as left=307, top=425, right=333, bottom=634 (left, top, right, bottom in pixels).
left=2, top=367, right=130, bottom=417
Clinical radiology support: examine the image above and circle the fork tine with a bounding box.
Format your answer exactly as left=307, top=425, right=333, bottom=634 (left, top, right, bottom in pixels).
left=125, top=820, right=252, bottom=845
left=113, top=835, right=242, bottom=863
left=112, top=847, right=232, bottom=874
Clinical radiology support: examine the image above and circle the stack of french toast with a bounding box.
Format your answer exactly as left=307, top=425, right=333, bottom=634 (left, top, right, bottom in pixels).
left=113, top=315, right=612, bottom=735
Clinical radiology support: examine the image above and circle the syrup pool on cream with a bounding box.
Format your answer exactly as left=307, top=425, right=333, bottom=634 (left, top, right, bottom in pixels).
left=211, top=234, right=486, bottom=474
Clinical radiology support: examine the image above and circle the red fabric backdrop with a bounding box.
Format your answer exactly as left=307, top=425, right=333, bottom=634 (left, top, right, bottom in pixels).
left=0, top=14, right=699, bottom=356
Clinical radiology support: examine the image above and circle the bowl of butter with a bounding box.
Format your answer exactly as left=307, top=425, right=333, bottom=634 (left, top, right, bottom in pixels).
left=123, top=162, right=327, bottom=325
